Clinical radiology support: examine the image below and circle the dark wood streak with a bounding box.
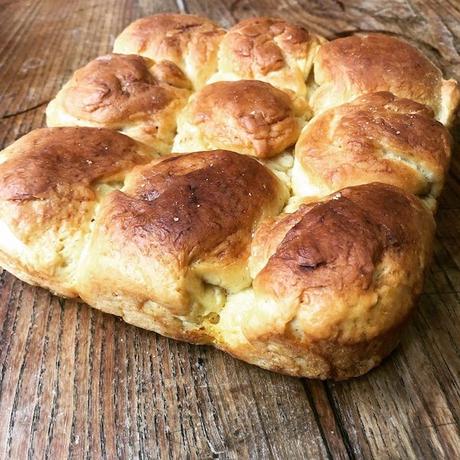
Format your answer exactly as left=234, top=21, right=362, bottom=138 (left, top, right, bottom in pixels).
left=0, top=0, right=459, bottom=458
left=1, top=99, right=50, bottom=119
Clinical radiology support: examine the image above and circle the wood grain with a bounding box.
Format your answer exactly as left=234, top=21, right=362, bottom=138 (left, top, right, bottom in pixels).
left=0, top=0, right=459, bottom=458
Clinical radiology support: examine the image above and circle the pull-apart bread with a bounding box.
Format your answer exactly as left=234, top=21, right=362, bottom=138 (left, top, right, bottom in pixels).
left=1, top=13, right=458, bottom=379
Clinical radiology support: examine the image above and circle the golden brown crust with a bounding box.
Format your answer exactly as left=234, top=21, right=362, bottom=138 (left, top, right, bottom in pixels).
left=113, top=13, right=225, bottom=89
left=77, top=150, right=288, bottom=339
left=149, top=59, right=192, bottom=90
left=237, top=183, right=435, bottom=378
left=0, top=127, right=151, bottom=297
left=0, top=127, right=147, bottom=199
left=113, top=151, right=285, bottom=258
left=174, top=80, right=301, bottom=158
left=221, top=17, right=314, bottom=76
left=311, top=33, right=460, bottom=125
left=255, top=183, right=430, bottom=299
left=293, top=92, right=452, bottom=203
left=46, top=54, right=190, bottom=153
left=215, top=17, right=324, bottom=111
left=60, top=54, right=187, bottom=124
left=0, top=14, right=455, bottom=380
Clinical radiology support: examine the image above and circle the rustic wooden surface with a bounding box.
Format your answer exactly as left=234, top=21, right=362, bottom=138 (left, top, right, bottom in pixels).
left=0, top=0, right=459, bottom=458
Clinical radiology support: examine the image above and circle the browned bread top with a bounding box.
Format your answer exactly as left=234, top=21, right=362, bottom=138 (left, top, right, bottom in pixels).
left=293, top=92, right=452, bottom=205
left=174, top=80, right=301, bottom=158
left=0, top=126, right=149, bottom=200
left=219, top=17, right=318, bottom=76
left=57, top=54, right=189, bottom=125
left=113, top=13, right=225, bottom=89
left=311, top=33, right=460, bottom=125
left=108, top=150, right=287, bottom=261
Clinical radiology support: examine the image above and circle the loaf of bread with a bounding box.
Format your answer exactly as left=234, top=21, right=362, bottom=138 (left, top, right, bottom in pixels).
left=1, top=13, right=458, bottom=379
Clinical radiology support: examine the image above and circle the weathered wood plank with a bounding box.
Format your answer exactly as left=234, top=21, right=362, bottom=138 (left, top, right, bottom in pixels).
left=0, top=273, right=332, bottom=459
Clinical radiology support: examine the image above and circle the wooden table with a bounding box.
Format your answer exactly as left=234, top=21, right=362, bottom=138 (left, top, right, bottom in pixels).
left=0, top=0, right=459, bottom=458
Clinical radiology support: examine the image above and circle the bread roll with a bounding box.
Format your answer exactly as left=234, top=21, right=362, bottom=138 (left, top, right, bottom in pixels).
left=76, top=150, right=288, bottom=341
left=46, top=54, right=190, bottom=153
left=113, top=13, right=225, bottom=89
left=311, top=33, right=460, bottom=125
left=212, top=17, right=324, bottom=113
left=173, top=80, right=303, bottom=159
left=292, top=92, right=452, bottom=208
left=0, top=127, right=152, bottom=297
left=212, top=183, right=434, bottom=379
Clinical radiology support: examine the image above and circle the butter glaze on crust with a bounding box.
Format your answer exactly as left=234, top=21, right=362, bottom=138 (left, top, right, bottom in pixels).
left=1, top=13, right=458, bottom=380
left=231, top=183, right=435, bottom=379
left=173, top=80, right=302, bottom=158
left=311, top=33, right=460, bottom=125
left=46, top=54, right=190, bottom=153
left=77, top=150, right=288, bottom=341
left=113, top=13, right=225, bottom=89
left=292, top=92, right=452, bottom=206
left=214, top=17, right=324, bottom=111
left=0, top=127, right=151, bottom=297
